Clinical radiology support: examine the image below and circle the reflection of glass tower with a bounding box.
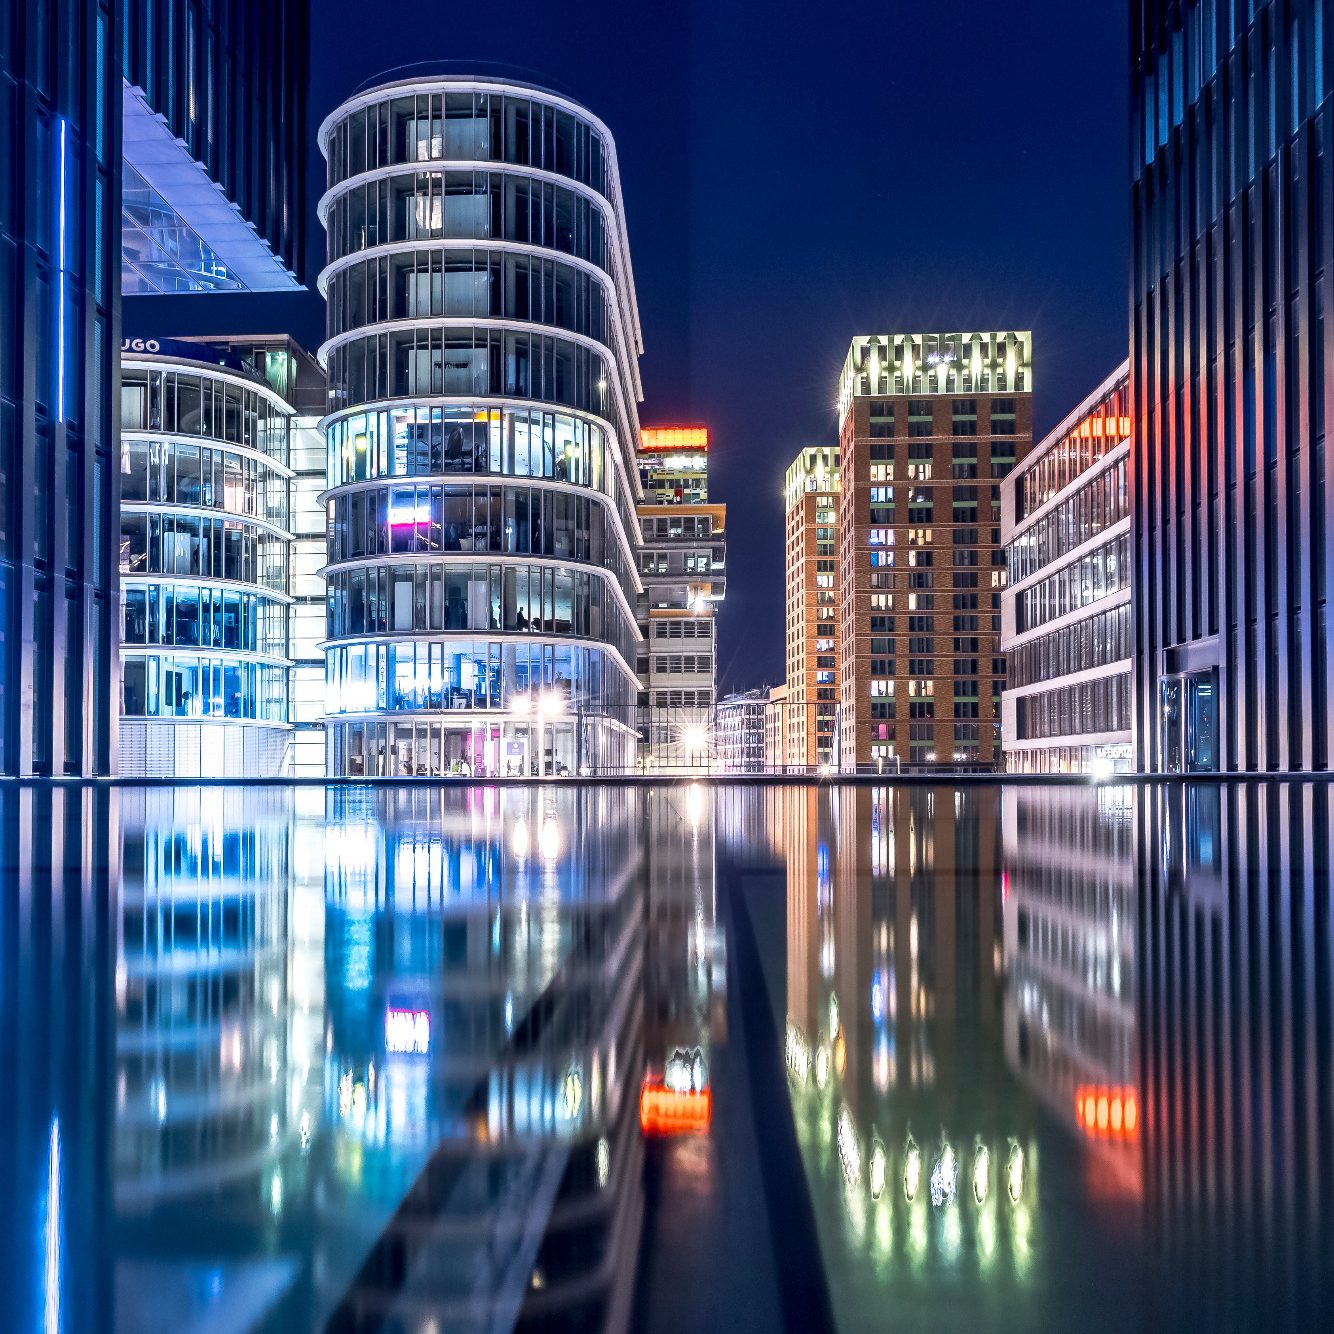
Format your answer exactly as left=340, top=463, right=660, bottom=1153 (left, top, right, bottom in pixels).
left=1001, top=787, right=1139, bottom=1193
left=114, top=788, right=317, bottom=1328
left=318, top=786, right=645, bottom=1329
left=318, top=76, right=647, bottom=778
left=0, top=788, right=118, bottom=1332
left=1140, top=784, right=1333, bottom=1326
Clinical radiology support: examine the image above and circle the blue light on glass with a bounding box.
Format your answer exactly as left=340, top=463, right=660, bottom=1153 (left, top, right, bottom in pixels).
left=55, top=118, right=68, bottom=424
left=44, top=1116, right=62, bottom=1334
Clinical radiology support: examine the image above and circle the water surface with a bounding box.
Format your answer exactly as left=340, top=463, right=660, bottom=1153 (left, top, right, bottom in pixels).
left=1, top=782, right=1329, bottom=1332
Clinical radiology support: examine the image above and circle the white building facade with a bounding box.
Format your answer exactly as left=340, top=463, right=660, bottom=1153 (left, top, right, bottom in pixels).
left=118, top=348, right=296, bottom=777
left=318, top=77, right=647, bottom=777
left=999, top=364, right=1132, bottom=775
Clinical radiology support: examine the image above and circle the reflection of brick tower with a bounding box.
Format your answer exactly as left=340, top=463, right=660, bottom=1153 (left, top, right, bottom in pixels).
left=784, top=786, right=1033, bottom=1301
left=822, top=788, right=1003, bottom=1125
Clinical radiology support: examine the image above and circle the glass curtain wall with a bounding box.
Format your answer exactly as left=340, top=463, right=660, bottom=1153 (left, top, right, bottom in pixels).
left=118, top=358, right=294, bottom=773
left=318, top=77, right=646, bottom=776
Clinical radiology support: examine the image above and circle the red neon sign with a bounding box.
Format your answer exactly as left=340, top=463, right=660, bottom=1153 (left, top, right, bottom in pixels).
left=640, top=426, right=709, bottom=452
left=639, top=1079, right=712, bottom=1136
left=1075, top=1084, right=1138, bottom=1139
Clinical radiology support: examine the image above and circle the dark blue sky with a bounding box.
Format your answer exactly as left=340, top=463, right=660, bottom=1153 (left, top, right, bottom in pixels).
left=127, top=0, right=1131, bottom=691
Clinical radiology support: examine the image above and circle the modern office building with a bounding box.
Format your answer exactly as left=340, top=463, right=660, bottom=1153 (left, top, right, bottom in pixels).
left=1132, top=2, right=1333, bottom=771
left=118, top=341, right=300, bottom=775
left=835, top=332, right=1033, bottom=771
left=783, top=446, right=840, bottom=769
left=1000, top=365, right=1133, bottom=774
left=177, top=334, right=329, bottom=775
left=1, top=0, right=311, bottom=778
left=637, top=425, right=726, bottom=769
left=318, top=75, right=646, bottom=776
left=1, top=0, right=122, bottom=776
left=716, top=688, right=767, bottom=773
left=121, top=0, right=308, bottom=293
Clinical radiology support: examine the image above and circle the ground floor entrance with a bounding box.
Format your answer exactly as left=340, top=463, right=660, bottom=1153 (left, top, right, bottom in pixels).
left=1159, top=668, right=1218, bottom=772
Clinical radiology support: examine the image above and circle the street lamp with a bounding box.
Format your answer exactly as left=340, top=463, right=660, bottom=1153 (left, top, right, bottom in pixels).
left=680, top=722, right=709, bottom=773
left=510, top=689, right=569, bottom=777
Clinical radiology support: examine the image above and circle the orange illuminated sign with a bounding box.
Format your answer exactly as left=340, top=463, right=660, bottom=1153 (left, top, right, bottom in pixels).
left=1075, top=1084, right=1139, bottom=1139
left=1075, top=415, right=1132, bottom=441
left=639, top=1079, right=712, bottom=1136
left=640, top=426, right=710, bottom=452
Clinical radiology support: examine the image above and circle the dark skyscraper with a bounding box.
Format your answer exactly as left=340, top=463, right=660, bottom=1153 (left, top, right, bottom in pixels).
left=0, top=1, right=122, bottom=775
left=1132, top=2, right=1333, bottom=772
left=1, top=0, right=309, bottom=777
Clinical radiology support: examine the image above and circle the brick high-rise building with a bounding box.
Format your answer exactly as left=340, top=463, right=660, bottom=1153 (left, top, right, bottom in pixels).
left=835, top=332, right=1033, bottom=771
left=783, top=446, right=840, bottom=768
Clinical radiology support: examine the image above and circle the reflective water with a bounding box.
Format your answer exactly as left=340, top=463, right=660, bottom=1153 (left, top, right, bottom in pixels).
left=1, top=783, right=1330, bottom=1332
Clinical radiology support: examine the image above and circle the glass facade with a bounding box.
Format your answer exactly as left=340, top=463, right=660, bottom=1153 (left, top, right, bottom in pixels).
left=1002, top=365, right=1133, bottom=774
left=1132, top=0, right=1334, bottom=771
left=319, top=77, right=645, bottom=776
left=121, top=0, right=308, bottom=291
left=118, top=357, right=294, bottom=775
left=0, top=0, right=121, bottom=775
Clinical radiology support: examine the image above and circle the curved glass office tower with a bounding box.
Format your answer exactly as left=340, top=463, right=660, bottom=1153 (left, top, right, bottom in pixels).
left=119, top=352, right=294, bottom=775
left=318, top=76, right=645, bottom=777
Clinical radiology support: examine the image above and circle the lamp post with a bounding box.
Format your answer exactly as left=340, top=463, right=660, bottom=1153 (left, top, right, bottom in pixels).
left=538, top=688, right=566, bottom=777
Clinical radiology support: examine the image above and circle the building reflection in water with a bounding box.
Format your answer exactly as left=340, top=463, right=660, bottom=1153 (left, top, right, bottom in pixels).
left=25, top=783, right=656, bottom=1332
left=114, top=787, right=318, bottom=1329
left=319, top=786, right=647, bottom=1333
left=1138, top=783, right=1333, bottom=1331
left=1001, top=785, right=1140, bottom=1198
left=783, top=785, right=1038, bottom=1314
left=782, top=782, right=1333, bottom=1329
left=639, top=783, right=723, bottom=1138
left=0, top=787, right=118, bottom=1334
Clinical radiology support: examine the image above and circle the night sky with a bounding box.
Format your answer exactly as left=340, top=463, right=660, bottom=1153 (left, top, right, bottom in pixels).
left=126, top=0, right=1131, bottom=692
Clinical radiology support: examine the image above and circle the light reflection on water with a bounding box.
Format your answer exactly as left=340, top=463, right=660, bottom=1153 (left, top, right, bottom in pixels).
left=1, top=782, right=1331, bottom=1332
left=756, top=782, right=1333, bottom=1333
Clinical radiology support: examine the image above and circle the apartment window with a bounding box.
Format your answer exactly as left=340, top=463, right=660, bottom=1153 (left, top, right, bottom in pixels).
left=952, top=398, right=978, bottom=436
left=990, top=398, right=1017, bottom=435
left=908, top=400, right=935, bottom=436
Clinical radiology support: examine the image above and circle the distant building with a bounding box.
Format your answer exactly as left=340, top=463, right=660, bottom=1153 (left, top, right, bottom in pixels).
left=637, top=426, right=726, bottom=769
left=836, top=332, right=1033, bottom=771
left=716, top=689, right=767, bottom=773
left=783, top=447, right=840, bottom=768
left=117, top=338, right=322, bottom=777
left=765, top=683, right=789, bottom=772
left=1000, top=365, right=1132, bottom=774
left=1132, top=2, right=1331, bottom=772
